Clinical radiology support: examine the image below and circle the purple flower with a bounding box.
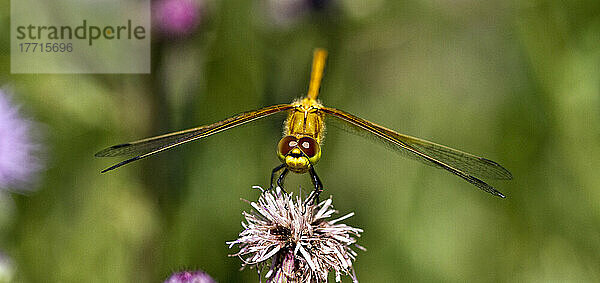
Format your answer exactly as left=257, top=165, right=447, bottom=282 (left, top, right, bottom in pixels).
left=164, top=270, right=216, bottom=283
left=228, top=187, right=364, bottom=282
left=0, top=88, right=41, bottom=191
left=153, top=0, right=203, bottom=37
left=267, top=0, right=332, bottom=25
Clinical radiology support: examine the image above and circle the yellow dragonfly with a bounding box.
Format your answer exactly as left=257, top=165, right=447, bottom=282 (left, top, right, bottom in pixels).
left=96, top=49, right=512, bottom=200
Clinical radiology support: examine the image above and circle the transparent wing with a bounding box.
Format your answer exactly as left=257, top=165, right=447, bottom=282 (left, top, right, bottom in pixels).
left=96, top=104, right=294, bottom=172
left=321, top=107, right=511, bottom=197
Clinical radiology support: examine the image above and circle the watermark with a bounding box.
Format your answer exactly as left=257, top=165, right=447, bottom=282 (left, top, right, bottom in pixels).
left=16, top=20, right=147, bottom=46
left=11, top=0, right=150, bottom=73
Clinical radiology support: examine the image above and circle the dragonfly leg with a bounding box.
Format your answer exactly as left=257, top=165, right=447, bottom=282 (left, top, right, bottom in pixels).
left=276, top=168, right=290, bottom=193
left=306, top=166, right=323, bottom=205
left=269, top=164, right=286, bottom=191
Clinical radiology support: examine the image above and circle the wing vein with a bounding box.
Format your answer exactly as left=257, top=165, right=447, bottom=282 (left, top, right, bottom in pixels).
left=96, top=104, right=294, bottom=172
left=321, top=107, right=508, bottom=197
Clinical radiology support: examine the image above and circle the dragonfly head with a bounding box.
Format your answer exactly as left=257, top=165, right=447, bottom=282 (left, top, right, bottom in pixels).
left=277, top=135, right=321, bottom=173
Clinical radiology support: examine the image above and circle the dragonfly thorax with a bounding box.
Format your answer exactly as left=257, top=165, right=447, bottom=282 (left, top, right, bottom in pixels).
left=285, top=98, right=325, bottom=143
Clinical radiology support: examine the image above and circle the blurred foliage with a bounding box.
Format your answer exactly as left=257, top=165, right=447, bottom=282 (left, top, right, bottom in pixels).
left=1, top=0, right=600, bottom=282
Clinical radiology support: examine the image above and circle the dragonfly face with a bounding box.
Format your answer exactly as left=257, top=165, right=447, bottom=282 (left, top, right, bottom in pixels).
left=277, top=135, right=321, bottom=173
left=96, top=48, right=511, bottom=202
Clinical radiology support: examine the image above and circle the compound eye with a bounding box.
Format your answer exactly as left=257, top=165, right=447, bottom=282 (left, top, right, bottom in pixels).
left=297, top=137, right=319, bottom=158
left=278, top=136, right=298, bottom=156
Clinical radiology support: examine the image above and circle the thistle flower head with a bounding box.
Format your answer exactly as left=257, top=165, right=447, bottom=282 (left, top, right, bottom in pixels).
left=0, top=88, right=41, bottom=191
left=164, top=270, right=216, bottom=283
left=153, top=0, right=203, bottom=38
left=228, top=187, right=364, bottom=282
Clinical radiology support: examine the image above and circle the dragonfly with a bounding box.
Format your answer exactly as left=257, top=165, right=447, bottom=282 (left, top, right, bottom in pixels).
left=96, top=48, right=512, bottom=201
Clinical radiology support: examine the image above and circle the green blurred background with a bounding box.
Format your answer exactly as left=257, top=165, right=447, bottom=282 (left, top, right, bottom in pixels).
left=1, top=0, right=600, bottom=282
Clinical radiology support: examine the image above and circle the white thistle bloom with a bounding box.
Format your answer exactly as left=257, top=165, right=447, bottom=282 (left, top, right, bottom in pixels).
left=228, top=187, right=364, bottom=282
